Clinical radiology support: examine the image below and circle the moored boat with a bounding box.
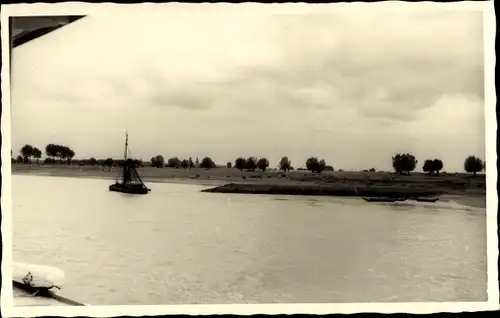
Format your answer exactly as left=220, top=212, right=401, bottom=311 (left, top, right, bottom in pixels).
left=13, top=262, right=85, bottom=306
left=415, top=197, right=440, bottom=203
left=362, top=197, right=406, bottom=203
left=109, top=132, right=151, bottom=195
left=109, top=181, right=150, bottom=195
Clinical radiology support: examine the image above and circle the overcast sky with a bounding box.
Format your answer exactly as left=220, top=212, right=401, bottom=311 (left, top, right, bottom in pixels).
left=10, top=5, right=485, bottom=172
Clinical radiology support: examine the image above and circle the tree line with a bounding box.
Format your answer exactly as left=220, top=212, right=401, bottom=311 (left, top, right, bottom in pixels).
left=13, top=144, right=75, bottom=164
left=11, top=144, right=485, bottom=175
left=149, top=156, right=216, bottom=169
left=391, top=153, right=485, bottom=176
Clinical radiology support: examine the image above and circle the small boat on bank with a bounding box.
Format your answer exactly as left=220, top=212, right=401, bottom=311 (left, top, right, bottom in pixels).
left=109, top=132, right=151, bottom=195
left=362, top=197, right=406, bottom=203
left=13, top=262, right=84, bottom=306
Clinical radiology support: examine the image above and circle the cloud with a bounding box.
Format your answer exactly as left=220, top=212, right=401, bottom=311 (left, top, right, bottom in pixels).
left=10, top=6, right=485, bottom=171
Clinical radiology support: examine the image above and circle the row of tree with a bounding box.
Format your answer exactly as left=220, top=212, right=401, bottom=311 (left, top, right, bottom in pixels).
left=149, top=155, right=216, bottom=169
left=229, top=156, right=334, bottom=173
left=12, top=144, right=486, bottom=175
left=392, top=153, right=485, bottom=176
left=15, top=144, right=76, bottom=164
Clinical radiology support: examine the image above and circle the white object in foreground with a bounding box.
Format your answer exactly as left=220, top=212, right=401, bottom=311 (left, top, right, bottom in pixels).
left=13, top=262, right=65, bottom=290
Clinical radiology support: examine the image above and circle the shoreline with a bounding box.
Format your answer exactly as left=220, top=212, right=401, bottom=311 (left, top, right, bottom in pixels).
left=13, top=171, right=228, bottom=187
left=11, top=164, right=486, bottom=208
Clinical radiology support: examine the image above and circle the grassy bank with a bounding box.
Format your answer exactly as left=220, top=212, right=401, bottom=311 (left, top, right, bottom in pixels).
left=11, top=164, right=487, bottom=208
left=12, top=163, right=486, bottom=195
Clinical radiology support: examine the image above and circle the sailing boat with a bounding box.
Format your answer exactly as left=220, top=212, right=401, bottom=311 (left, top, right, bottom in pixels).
left=109, top=132, right=151, bottom=195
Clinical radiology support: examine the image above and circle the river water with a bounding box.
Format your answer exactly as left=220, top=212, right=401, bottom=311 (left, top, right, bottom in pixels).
left=11, top=175, right=487, bottom=305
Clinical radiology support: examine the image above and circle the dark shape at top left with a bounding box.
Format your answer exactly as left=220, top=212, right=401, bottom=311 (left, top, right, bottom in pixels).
left=10, top=15, right=86, bottom=48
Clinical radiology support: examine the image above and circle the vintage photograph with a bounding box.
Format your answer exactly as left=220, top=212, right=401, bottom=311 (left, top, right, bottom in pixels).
left=1, top=1, right=496, bottom=315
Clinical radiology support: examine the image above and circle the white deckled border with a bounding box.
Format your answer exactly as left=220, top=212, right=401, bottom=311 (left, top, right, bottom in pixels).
left=1, top=1, right=498, bottom=317
left=483, top=0, right=499, bottom=311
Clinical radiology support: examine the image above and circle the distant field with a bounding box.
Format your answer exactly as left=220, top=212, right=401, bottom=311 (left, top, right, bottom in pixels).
left=10, top=163, right=487, bottom=208
left=11, top=163, right=485, bottom=190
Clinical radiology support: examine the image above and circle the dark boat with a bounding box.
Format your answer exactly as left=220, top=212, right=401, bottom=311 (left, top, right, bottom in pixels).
left=109, top=132, right=151, bottom=195
left=362, top=197, right=405, bottom=202
left=415, top=197, right=439, bottom=203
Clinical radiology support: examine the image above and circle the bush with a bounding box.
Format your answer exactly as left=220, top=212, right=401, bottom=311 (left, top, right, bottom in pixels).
left=200, top=157, right=216, bottom=169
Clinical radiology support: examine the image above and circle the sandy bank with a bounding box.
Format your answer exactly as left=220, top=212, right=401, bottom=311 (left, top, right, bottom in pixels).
left=201, top=182, right=441, bottom=198
left=11, top=164, right=486, bottom=208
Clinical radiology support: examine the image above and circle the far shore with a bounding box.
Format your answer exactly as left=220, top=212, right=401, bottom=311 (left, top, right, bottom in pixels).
left=11, top=164, right=486, bottom=208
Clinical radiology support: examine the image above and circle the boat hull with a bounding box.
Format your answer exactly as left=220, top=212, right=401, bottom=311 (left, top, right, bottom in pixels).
left=415, top=197, right=439, bottom=203
left=109, top=183, right=150, bottom=195
left=362, top=197, right=406, bottom=203
left=13, top=262, right=85, bottom=306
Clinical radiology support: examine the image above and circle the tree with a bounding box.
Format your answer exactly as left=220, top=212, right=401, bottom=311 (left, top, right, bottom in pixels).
left=257, top=158, right=270, bottom=172
left=104, top=158, right=114, bottom=167
left=64, top=147, right=75, bottom=165
left=188, top=157, right=194, bottom=169
left=32, top=147, right=42, bottom=164
left=433, top=159, right=444, bottom=175
left=167, top=157, right=182, bottom=168
left=56, top=145, right=69, bottom=164
left=200, top=157, right=216, bottom=169
left=16, top=155, right=23, bottom=164
left=368, top=167, right=376, bottom=172
left=20, top=144, right=34, bottom=163
left=392, top=153, right=417, bottom=175
left=245, top=157, right=258, bottom=171
left=306, top=157, right=326, bottom=173
left=89, top=157, right=98, bottom=166
left=44, top=144, right=75, bottom=164
left=121, top=158, right=140, bottom=168
left=57, top=146, right=67, bottom=164
left=279, top=156, right=291, bottom=172
left=226, top=162, right=232, bottom=168
left=422, top=160, right=434, bottom=175
left=181, top=159, right=189, bottom=169
left=424, top=159, right=444, bottom=175
left=151, top=155, right=164, bottom=168
left=134, top=159, right=143, bottom=168
left=464, top=155, right=484, bottom=176
left=325, top=165, right=335, bottom=171
left=45, top=144, right=57, bottom=161
left=235, top=157, right=246, bottom=171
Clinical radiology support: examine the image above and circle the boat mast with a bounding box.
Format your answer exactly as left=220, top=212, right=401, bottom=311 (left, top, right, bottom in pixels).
left=124, top=131, right=129, bottom=161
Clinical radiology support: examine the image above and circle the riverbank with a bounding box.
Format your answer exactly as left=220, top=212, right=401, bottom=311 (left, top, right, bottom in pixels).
left=11, top=164, right=486, bottom=207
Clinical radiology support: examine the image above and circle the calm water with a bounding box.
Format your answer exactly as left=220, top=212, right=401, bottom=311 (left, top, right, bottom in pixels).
left=12, top=175, right=487, bottom=305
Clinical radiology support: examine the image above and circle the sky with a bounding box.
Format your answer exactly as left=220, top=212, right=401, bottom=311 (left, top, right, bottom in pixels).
left=10, top=4, right=486, bottom=172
